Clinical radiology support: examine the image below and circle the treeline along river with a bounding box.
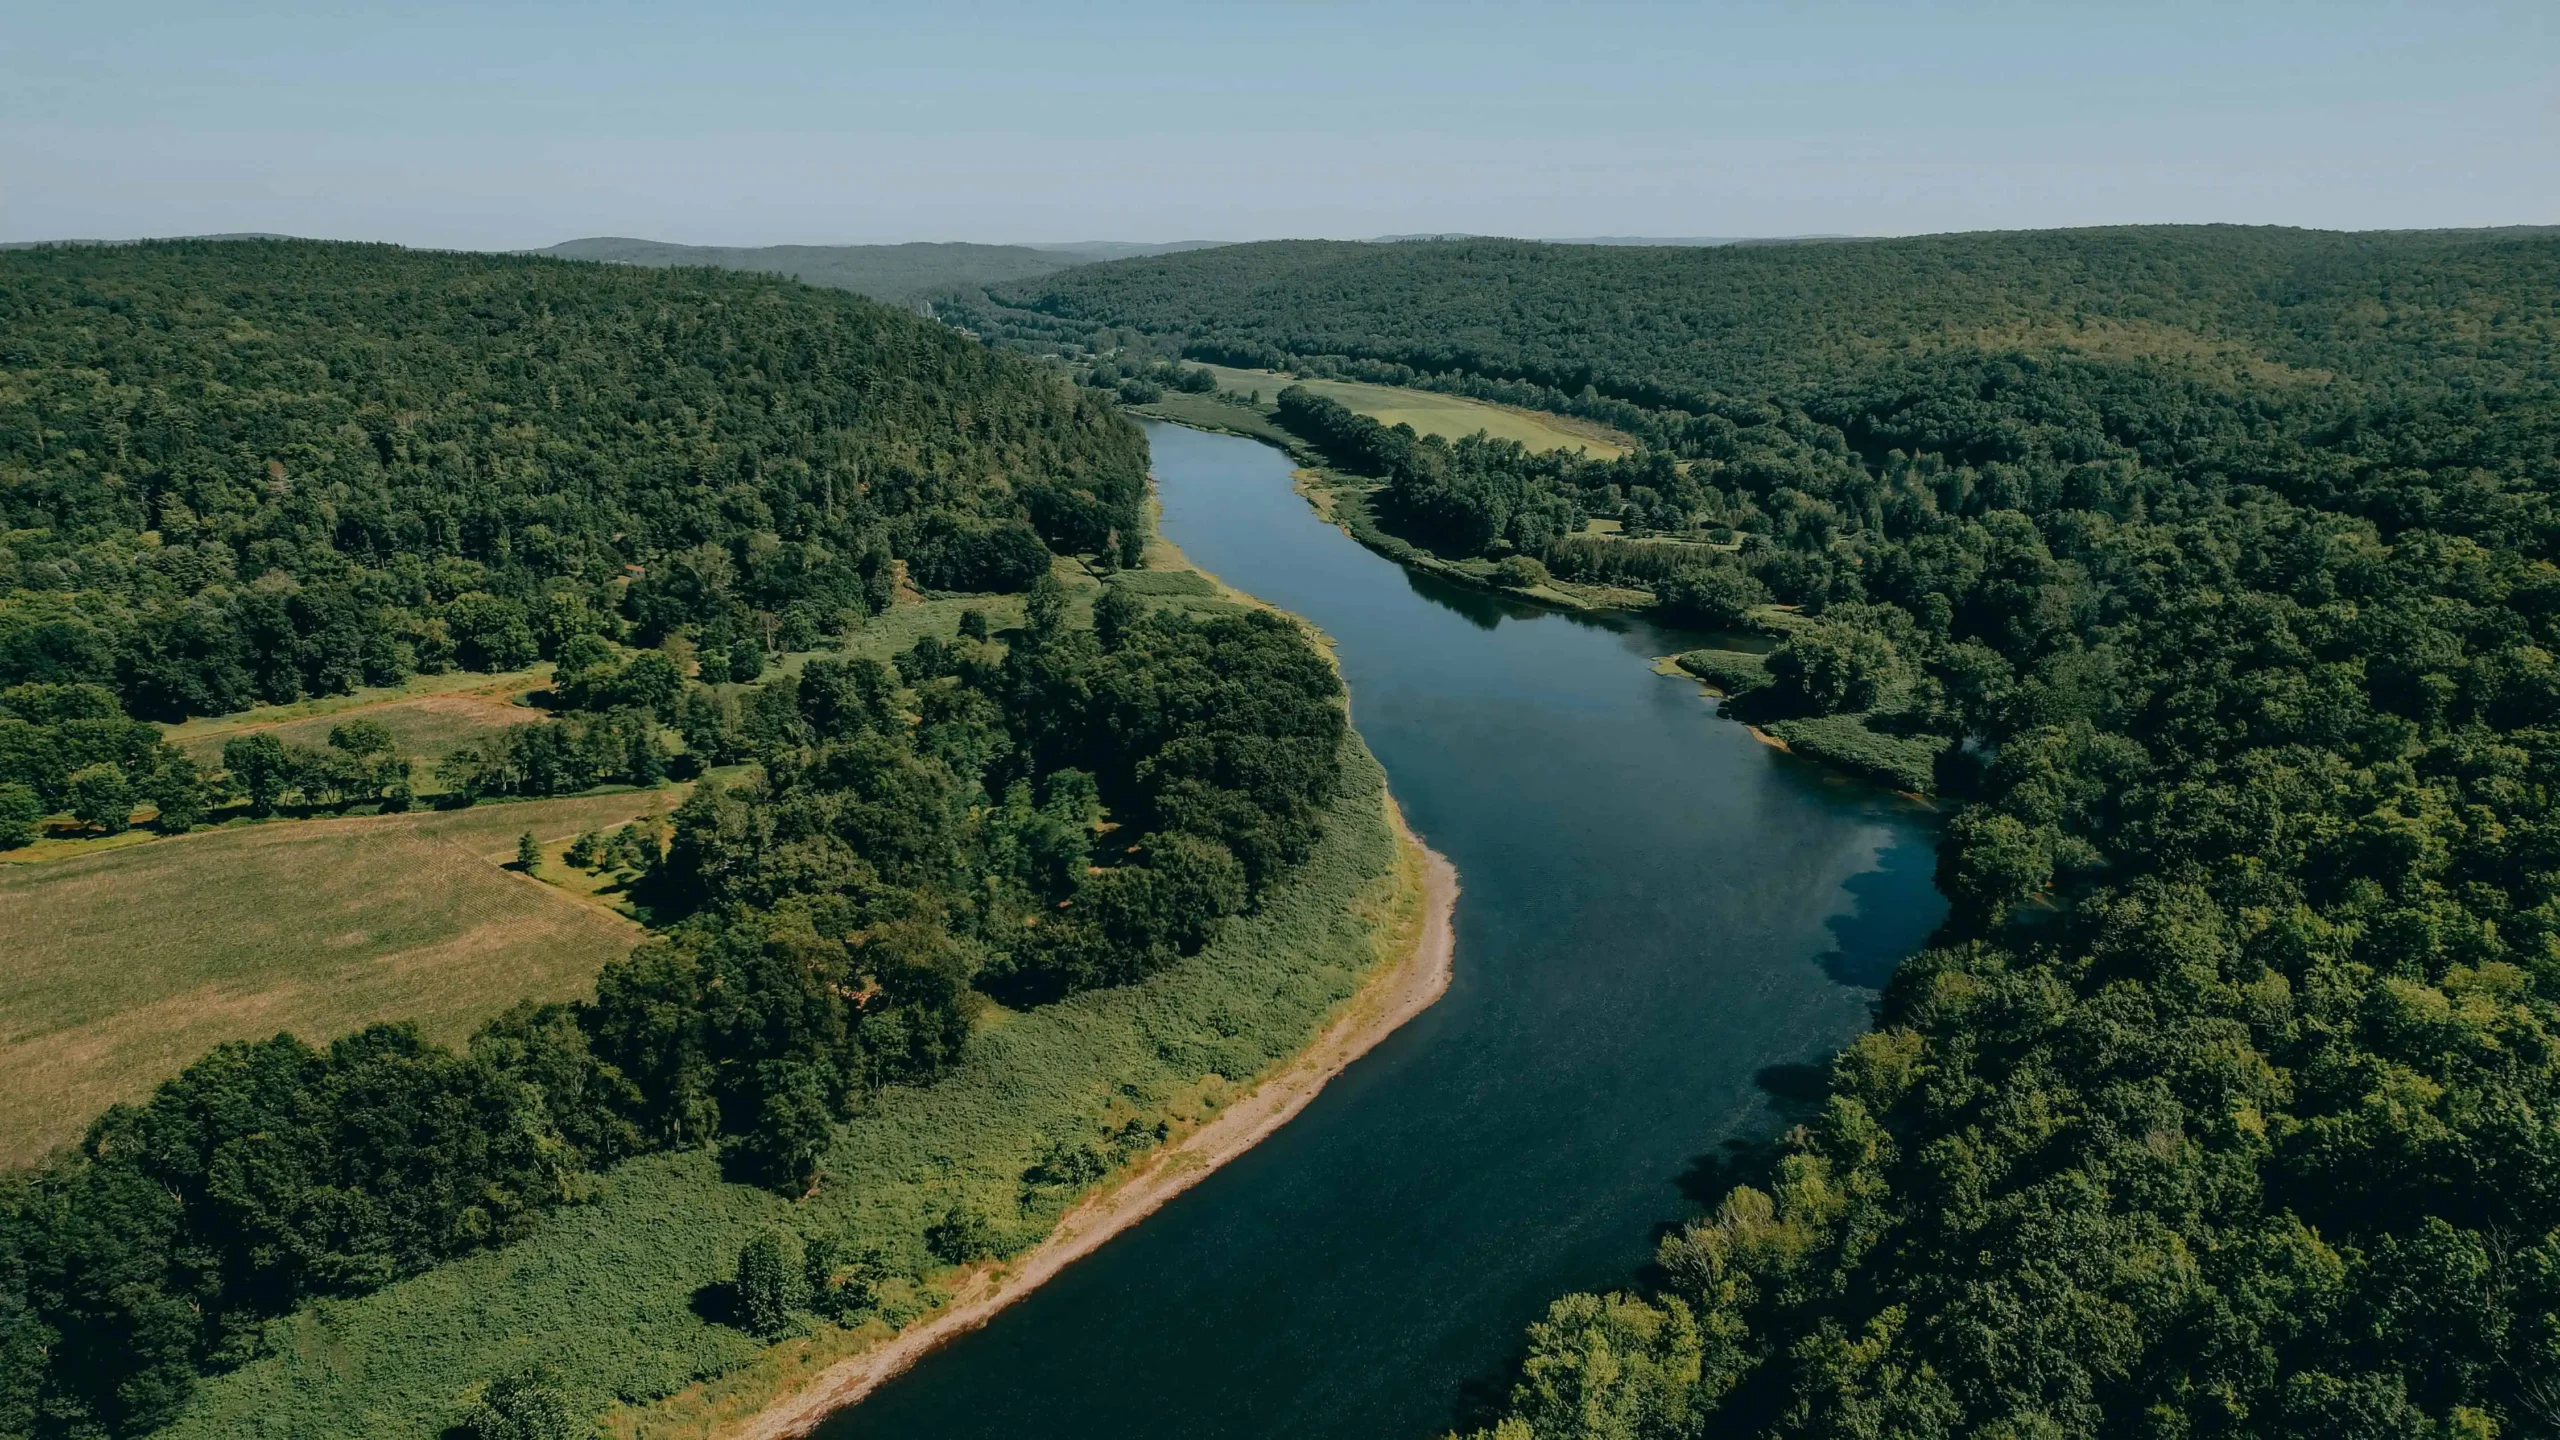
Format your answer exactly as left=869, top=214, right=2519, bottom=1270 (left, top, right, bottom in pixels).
left=823, top=422, right=1946, bottom=1438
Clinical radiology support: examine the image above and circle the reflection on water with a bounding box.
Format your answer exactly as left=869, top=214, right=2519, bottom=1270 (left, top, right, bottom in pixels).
left=825, top=423, right=1945, bottom=1440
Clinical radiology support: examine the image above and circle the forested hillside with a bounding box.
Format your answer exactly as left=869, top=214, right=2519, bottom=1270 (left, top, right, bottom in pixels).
left=0, top=242, right=1362, bottom=1439
left=531, top=238, right=1085, bottom=306
left=0, top=240, right=1148, bottom=720
left=1013, top=229, right=2560, bottom=1437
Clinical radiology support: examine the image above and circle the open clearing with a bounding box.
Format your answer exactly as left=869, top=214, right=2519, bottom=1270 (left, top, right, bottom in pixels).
left=162, top=664, right=551, bottom=750
left=170, top=688, right=546, bottom=771
left=0, top=788, right=674, bottom=1165
left=1194, top=363, right=1630, bottom=458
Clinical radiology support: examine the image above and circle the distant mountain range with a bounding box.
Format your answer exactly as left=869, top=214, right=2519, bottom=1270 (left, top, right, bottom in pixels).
left=2, top=233, right=1854, bottom=305
left=1375, top=233, right=1855, bottom=246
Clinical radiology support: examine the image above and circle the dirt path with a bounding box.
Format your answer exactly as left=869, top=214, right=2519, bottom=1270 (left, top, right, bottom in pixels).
left=723, top=813, right=1460, bottom=1440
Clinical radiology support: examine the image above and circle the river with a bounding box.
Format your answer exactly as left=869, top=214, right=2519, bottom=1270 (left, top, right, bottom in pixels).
left=820, top=422, right=1944, bottom=1439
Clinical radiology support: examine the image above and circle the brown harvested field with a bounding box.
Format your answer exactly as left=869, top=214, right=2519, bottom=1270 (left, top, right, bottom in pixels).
left=0, top=788, right=674, bottom=1165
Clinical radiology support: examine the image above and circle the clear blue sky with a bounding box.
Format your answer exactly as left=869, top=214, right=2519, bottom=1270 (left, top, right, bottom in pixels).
left=5, top=0, right=2553, bottom=248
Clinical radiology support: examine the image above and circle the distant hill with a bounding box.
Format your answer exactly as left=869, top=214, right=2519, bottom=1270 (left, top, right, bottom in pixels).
left=532, top=237, right=1234, bottom=304
left=1025, top=240, right=1232, bottom=262
left=530, top=238, right=1083, bottom=304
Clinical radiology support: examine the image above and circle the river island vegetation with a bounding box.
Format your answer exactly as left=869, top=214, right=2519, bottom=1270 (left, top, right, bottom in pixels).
left=984, top=228, right=2560, bottom=1438
left=0, top=242, right=1391, bottom=1440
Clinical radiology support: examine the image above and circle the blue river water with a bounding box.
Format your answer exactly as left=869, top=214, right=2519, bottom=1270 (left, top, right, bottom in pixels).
left=821, top=422, right=1944, bottom=1439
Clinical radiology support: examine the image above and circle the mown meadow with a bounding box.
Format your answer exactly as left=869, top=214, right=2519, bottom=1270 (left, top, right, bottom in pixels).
left=0, top=787, right=670, bottom=1163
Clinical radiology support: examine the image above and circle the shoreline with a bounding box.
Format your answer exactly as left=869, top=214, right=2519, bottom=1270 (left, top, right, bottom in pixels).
left=718, top=802, right=1460, bottom=1440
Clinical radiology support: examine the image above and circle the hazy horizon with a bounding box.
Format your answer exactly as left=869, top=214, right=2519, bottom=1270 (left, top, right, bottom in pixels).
left=7, top=0, right=2554, bottom=250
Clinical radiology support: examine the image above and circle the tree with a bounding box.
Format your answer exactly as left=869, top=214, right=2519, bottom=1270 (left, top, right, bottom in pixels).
left=1936, top=809, right=2050, bottom=926
left=516, top=832, right=541, bottom=875
left=727, top=1059, right=834, bottom=1194
left=1093, top=586, right=1140, bottom=649
left=222, top=732, right=296, bottom=816
left=1763, top=625, right=1898, bottom=716
left=327, top=718, right=395, bottom=757
left=0, top=782, right=42, bottom=848
left=1657, top=565, right=1767, bottom=629
left=445, top=593, right=539, bottom=673
left=613, top=650, right=685, bottom=719
left=734, top=1233, right=804, bottom=1339
left=924, top=1206, right=997, bottom=1266
left=459, top=1362, right=579, bottom=1440
left=65, top=764, right=134, bottom=835
left=146, top=754, right=207, bottom=833
left=728, top=637, right=766, bottom=683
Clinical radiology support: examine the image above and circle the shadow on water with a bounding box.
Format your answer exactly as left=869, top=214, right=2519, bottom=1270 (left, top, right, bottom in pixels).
left=1817, top=830, right=1944, bottom=991
left=1401, top=564, right=1571, bottom=629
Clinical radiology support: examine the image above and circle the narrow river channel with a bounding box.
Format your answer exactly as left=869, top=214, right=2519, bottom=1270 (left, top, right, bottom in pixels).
left=822, top=422, right=1945, bottom=1439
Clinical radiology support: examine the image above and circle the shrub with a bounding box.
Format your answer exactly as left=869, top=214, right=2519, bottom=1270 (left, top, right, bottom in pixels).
left=459, top=1363, right=580, bottom=1440
left=733, top=1233, right=805, bottom=1339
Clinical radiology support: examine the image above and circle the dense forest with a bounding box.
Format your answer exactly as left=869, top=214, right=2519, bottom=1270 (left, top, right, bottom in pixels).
left=0, top=244, right=1348, bottom=1438
left=0, top=238, right=1151, bottom=834
left=999, top=229, right=2560, bottom=1437
left=0, top=239, right=1148, bottom=717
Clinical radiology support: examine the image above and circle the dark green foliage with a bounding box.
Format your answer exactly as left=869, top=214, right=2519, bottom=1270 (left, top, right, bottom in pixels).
left=0, top=782, right=40, bottom=848
left=0, top=1023, right=611, bottom=1436
left=456, top=1362, right=579, bottom=1440
left=0, top=239, right=1147, bottom=722
left=1653, top=565, right=1769, bottom=628
left=0, top=684, right=203, bottom=827
left=922, top=1206, right=997, bottom=1266
left=515, top=832, right=541, bottom=874
left=63, top=764, right=133, bottom=835
left=657, top=592, right=1344, bottom=1007
left=1016, top=231, right=2560, bottom=1438
left=440, top=711, right=663, bottom=801
left=219, top=723, right=413, bottom=817
left=732, top=1233, right=803, bottom=1339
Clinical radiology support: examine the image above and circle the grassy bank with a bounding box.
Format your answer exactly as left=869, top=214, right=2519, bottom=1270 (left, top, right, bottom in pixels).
left=157, top=738, right=1411, bottom=1440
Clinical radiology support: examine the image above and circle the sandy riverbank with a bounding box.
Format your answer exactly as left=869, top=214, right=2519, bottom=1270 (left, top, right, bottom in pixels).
left=720, top=805, right=1460, bottom=1440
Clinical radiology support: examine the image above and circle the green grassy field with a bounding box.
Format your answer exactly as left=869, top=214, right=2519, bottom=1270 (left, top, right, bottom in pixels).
left=160, top=665, right=553, bottom=751
left=1194, top=363, right=1630, bottom=458
left=0, top=788, right=675, bottom=1164
left=171, top=687, right=549, bottom=771
left=156, top=741, right=1413, bottom=1440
